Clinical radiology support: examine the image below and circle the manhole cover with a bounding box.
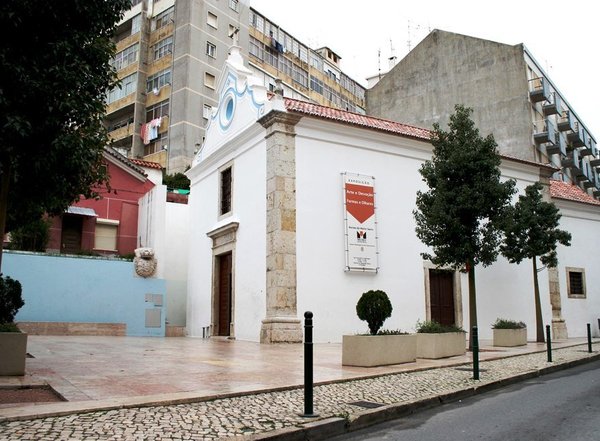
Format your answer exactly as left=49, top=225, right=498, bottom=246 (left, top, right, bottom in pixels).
left=348, top=400, right=384, bottom=409
left=455, top=367, right=488, bottom=372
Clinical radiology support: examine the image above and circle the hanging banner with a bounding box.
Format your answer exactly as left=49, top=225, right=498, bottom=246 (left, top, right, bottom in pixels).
left=343, top=172, right=379, bottom=272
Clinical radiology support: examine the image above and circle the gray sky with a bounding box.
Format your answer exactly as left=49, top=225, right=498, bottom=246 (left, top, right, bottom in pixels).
left=249, top=0, right=599, bottom=139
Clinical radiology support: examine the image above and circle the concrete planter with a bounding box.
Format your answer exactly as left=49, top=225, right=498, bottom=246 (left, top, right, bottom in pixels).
left=342, top=334, right=417, bottom=367
left=493, top=328, right=527, bottom=347
left=416, top=332, right=466, bottom=359
left=0, top=331, right=28, bottom=376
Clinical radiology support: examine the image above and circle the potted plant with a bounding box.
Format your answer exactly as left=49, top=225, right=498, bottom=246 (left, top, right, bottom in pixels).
left=0, top=274, right=27, bottom=376
left=342, top=290, right=416, bottom=367
left=415, top=320, right=466, bottom=359
left=492, top=318, right=527, bottom=347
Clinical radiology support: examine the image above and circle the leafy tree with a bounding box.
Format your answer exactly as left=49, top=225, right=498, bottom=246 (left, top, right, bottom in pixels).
left=0, top=0, right=130, bottom=270
left=414, top=105, right=516, bottom=346
left=500, top=182, right=571, bottom=342
left=7, top=218, right=51, bottom=252
left=163, top=172, right=191, bottom=190
left=356, top=290, right=393, bottom=335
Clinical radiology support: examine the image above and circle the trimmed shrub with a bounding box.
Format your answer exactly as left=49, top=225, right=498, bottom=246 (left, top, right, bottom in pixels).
left=492, top=318, right=526, bottom=329
left=356, top=290, right=392, bottom=335
left=0, top=274, right=24, bottom=326
left=416, top=319, right=464, bottom=333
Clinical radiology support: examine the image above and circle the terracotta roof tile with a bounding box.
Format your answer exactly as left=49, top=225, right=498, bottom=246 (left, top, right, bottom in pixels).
left=550, top=179, right=600, bottom=206
left=283, top=98, right=431, bottom=141
left=129, top=158, right=163, bottom=170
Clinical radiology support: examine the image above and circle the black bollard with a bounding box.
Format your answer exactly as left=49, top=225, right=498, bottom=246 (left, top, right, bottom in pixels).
left=587, top=323, right=592, bottom=353
left=546, top=325, right=552, bottom=362
left=301, top=311, right=318, bottom=417
left=472, top=326, right=479, bottom=380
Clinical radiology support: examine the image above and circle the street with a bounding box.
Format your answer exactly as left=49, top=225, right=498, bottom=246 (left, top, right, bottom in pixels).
left=331, top=359, right=600, bottom=441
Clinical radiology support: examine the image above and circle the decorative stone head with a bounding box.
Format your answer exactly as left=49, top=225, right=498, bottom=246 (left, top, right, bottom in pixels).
left=134, top=247, right=157, bottom=278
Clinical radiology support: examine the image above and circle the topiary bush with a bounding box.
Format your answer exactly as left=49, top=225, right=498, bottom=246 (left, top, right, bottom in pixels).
left=492, top=318, right=526, bottom=329
left=356, top=290, right=392, bottom=335
left=416, top=319, right=464, bottom=333
left=0, top=274, right=24, bottom=329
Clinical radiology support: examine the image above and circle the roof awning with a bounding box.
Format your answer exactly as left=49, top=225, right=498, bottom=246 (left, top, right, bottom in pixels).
left=66, top=206, right=98, bottom=217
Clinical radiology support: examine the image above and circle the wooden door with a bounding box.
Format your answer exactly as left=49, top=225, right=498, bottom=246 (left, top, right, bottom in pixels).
left=61, top=215, right=83, bottom=254
left=429, top=269, right=455, bottom=326
left=217, top=253, right=232, bottom=336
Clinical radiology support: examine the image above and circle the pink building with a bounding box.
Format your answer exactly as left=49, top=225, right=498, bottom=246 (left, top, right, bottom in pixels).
left=48, top=148, right=160, bottom=256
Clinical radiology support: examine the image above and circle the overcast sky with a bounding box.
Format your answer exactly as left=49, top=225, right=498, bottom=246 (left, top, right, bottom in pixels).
left=249, top=0, right=599, bottom=139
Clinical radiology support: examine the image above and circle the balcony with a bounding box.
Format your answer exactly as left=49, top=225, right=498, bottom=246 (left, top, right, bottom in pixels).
left=108, top=123, right=135, bottom=142
left=529, top=77, right=550, bottom=103
left=545, top=131, right=567, bottom=156
left=579, top=133, right=597, bottom=157
left=567, top=123, right=585, bottom=147
left=562, top=148, right=581, bottom=169
left=533, top=118, right=557, bottom=145
left=557, top=110, right=576, bottom=132
left=542, top=92, right=562, bottom=116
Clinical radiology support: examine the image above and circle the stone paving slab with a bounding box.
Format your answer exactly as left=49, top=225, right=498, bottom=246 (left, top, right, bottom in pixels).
left=0, top=343, right=597, bottom=440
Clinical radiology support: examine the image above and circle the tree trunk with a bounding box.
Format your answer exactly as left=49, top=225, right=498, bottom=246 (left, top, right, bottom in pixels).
left=468, top=260, right=477, bottom=350
left=0, top=162, right=10, bottom=271
left=532, top=257, right=545, bottom=343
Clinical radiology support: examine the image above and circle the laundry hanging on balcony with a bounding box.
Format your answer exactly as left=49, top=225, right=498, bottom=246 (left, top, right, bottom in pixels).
left=140, top=117, right=162, bottom=145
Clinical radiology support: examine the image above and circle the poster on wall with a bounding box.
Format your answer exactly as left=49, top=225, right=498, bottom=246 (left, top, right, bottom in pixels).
left=342, top=172, right=379, bottom=272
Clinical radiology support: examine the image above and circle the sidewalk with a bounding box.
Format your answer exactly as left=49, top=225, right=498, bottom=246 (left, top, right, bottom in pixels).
left=0, top=336, right=598, bottom=440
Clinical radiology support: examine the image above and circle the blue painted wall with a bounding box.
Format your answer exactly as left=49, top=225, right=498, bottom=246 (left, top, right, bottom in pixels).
left=3, top=251, right=166, bottom=337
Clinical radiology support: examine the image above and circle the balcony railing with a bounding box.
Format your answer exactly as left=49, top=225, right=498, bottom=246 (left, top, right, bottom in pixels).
left=533, top=118, right=557, bottom=145
left=542, top=92, right=562, bottom=116
left=567, top=122, right=585, bottom=147
left=529, top=77, right=550, bottom=103
left=579, top=133, right=597, bottom=157
left=557, top=110, right=576, bottom=132
left=545, top=131, right=567, bottom=157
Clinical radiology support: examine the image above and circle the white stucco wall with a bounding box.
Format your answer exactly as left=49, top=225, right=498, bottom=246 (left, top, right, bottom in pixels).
left=555, top=201, right=600, bottom=337
left=164, top=201, right=189, bottom=326
left=186, top=129, right=267, bottom=340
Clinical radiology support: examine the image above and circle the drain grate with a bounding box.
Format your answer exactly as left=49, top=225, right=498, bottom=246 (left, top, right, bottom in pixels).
left=348, top=400, right=384, bottom=409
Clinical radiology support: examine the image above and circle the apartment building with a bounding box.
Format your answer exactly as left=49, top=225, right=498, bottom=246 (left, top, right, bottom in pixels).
left=105, top=0, right=366, bottom=173
left=367, top=29, right=600, bottom=199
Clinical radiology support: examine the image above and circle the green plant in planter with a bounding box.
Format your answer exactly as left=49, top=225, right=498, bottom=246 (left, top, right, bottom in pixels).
left=0, top=274, right=24, bottom=332
left=356, top=290, right=392, bottom=335
left=492, top=318, right=526, bottom=329
left=416, top=319, right=464, bottom=333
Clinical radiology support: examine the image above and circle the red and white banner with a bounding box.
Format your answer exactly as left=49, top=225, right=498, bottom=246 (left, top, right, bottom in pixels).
left=343, top=173, right=378, bottom=272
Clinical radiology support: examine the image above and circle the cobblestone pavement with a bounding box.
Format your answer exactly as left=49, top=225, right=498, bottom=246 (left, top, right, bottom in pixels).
left=0, top=345, right=597, bottom=440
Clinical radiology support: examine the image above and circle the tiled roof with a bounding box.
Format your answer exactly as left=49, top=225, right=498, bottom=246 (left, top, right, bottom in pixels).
left=129, top=158, right=163, bottom=170
left=499, top=154, right=558, bottom=172
left=103, top=146, right=146, bottom=177
left=283, top=98, right=431, bottom=141
left=550, top=179, right=600, bottom=206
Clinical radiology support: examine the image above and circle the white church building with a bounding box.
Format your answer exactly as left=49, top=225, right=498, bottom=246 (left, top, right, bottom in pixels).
left=185, top=47, right=600, bottom=344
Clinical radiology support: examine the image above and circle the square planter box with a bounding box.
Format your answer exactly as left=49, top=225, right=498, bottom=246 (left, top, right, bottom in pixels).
left=0, top=331, right=28, bottom=376
left=493, top=328, right=527, bottom=347
left=342, top=334, right=417, bottom=367
left=416, top=332, right=466, bottom=359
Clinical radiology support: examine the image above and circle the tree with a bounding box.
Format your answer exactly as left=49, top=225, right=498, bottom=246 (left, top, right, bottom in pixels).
left=500, top=182, right=571, bottom=342
left=414, top=105, right=516, bottom=346
left=0, top=0, right=130, bottom=269
left=356, top=290, right=393, bottom=335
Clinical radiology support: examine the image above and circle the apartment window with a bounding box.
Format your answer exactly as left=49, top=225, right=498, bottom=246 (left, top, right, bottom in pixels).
left=146, top=100, right=169, bottom=122
left=106, top=73, right=137, bottom=104
left=112, top=43, right=139, bottom=71
left=146, top=69, right=171, bottom=93
left=94, top=219, right=118, bottom=251
left=310, top=76, right=323, bottom=95
left=207, top=11, right=218, bottom=29
left=220, top=167, right=232, bottom=215
left=292, top=65, right=308, bottom=88
left=145, top=131, right=168, bottom=156
left=310, top=54, right=322, bottom=70
left=203, top=104, right=212, bottom=119
left=249, top=36, right=263, bottom=60
left=250, top=11, right=264, bottom=33
left=566, top=267, right=586, bottom=298
left=153, top=6, right=174, bottom=30
left=229, top=0, right=239, bottom=12
left=206, top=41, right=217, bottom=58
left=204, top=72, right=216, bottom=89
left=153, top=36, right=173, bottom=60
left=131, top=14, right=142, bottom=35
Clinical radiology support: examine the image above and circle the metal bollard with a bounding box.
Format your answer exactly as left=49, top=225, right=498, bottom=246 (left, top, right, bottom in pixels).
left=546, top=325, right=552, bottom=362
left=472, top=326, right=479, bottom=380
left=587, top=323, right=592, bottom=353
left=301, top=311, right=318, bottom=417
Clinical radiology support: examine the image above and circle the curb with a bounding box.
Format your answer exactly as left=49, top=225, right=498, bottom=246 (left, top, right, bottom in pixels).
left=249, top=351, right=600, bottom=440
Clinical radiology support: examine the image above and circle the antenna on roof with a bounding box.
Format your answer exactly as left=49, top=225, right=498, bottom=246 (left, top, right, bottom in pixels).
left=377, top=48, right=381, bottom=80
left=407, top=20, right=412, bottom=52
left=388, top=39, right=397, bottom=69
